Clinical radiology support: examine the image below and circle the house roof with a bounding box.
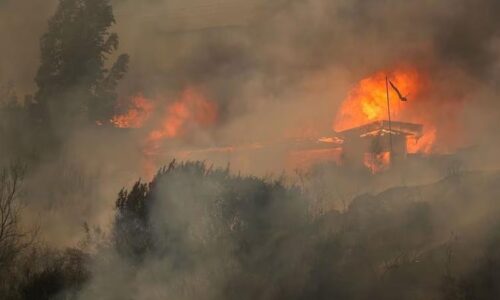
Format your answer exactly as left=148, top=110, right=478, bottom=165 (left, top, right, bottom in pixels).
left=336, top=120, right=423, bottom=139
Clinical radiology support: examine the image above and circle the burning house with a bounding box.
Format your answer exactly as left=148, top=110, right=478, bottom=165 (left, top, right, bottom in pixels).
left=335, top=120, right=423, bottom=173
left=109, top=67, right=453, bottom=176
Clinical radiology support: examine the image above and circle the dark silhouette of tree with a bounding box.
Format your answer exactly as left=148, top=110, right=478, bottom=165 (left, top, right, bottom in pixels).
left=114, top=180, right=153, bottom=260
left=0, top=163, right=39, bottom=298
left=34, top=0, right=129, bottom=125
left=112, top=160, right=312, bottom=298
left=0, top=164, right=32, bottom=266
left=19, top=248, right=89, bottom=300
left=0, top=83, right=41, bottom=163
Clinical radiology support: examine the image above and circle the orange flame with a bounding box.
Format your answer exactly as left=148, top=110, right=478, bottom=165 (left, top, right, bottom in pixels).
left=110, top=88, right=218, bottom=178
left=334, top=69, right=420, bottom=132
left=145, top=88, right=217, bottom=152
left=142, top=88, right=218, bottom=177
left=334, top=68, right=437, bottom=154
left=407, top=126, right=437, bottom=153
left=111, top=95, right=154, bottom=128
left=364, top=151, right=391, bottom=174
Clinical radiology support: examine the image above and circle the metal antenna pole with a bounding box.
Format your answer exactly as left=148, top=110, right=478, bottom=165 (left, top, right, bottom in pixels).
left=386, top=75, right=394, bottom=162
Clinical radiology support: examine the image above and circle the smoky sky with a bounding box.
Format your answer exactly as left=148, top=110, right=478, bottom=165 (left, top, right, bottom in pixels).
left=3, top=0, right=500, bottom=94
left=2, top=0, right=500, bottom=144
left=3, top=2, right=500, bottom=292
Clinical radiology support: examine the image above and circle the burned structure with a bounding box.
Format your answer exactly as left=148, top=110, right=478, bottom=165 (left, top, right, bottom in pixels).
left=335, top=120, right=423, bottom=172
left=149, top=119, right=425, bottom=174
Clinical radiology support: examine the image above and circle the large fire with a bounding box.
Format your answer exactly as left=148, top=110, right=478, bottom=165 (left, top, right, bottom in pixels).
left=145, top=88, right=218, bottom=155
left=334, top=68, right=436, bottom=154
left=111, top=88, right=218, bottom=177
left=109, top=67, right=462, bottom=176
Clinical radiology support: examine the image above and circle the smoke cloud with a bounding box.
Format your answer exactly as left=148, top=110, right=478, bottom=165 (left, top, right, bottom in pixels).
left=3, top=0, right=500, bottom=152
left=3, top=0, right=500, bottom=298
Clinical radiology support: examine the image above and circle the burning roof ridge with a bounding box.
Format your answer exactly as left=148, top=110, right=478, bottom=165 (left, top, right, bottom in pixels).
left=336, top=120, right=423, bottom=138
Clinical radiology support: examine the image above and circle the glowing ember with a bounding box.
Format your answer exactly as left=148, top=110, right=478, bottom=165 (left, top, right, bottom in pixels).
left=111, top=95, right=154, bottom=128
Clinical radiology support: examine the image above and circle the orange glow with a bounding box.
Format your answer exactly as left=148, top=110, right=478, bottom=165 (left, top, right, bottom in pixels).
left=110, top=88, right=218, bottom=178
left=334, top=68, right=438, bottom=155
left=141, top=88, right=218, bottom=177
left=364, top=151, right=391, bottom=174
left=407, top=126, right=437, bottom=154
left=111, top=95, right=154, bottom=128
left=145, top=88, right=217, bottom=153
left=287, top=148, right=342, bottom=170
left=334, top=69, right=420, bottom=132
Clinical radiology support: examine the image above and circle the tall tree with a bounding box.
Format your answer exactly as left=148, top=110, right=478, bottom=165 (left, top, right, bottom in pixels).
left=34, top=0, right=129, bottom=125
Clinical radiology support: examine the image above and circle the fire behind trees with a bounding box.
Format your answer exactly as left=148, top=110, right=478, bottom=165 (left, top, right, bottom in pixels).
left=2, top=0, right=500, bottom=299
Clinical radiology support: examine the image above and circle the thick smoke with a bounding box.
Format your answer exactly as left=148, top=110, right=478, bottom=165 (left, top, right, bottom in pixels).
left=2, top=0, right=500, bottom=298
left=0, top=0, right=57, bottom=94
left=1, top=0, right=499, bottom=242
left=106, top=0, right=500, bottom=160
left=3, top=0, right=500, bottom=151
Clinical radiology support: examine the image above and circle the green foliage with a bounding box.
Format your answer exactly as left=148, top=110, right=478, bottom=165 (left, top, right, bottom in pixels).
left=34, top=0, right=129, bottom=124
left=5, top=162, right=500, bottom=299
left=113, top=160, right=307, bottom=264
left=0, top=163, right=90, bottom=300
left=114, top=180, right=152, bottom=260
left=114, top=161, right=500, bottom=300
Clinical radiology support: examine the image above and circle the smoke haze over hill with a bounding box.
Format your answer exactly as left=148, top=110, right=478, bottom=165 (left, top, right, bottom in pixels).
left=2, top=1, right=500, bottom=299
